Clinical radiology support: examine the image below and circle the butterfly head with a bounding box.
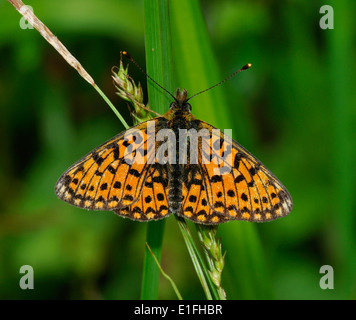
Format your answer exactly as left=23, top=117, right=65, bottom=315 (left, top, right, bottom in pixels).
left=170, top=88, right=192, bottom=113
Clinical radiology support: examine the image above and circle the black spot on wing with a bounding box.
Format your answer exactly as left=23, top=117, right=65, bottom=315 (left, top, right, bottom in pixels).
left=211, top=175, right=223, bottom=183
left=234, top=175, right=244, bottom=184
left=93, top=153, right=104, bottom=166
left=113, top=181, right=122, bottom=189
left=129, top=168, right=141, bottom=177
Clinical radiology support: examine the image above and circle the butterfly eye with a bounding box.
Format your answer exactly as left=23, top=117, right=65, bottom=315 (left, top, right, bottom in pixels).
left=186, top=103, right=192, bottom=112
left=169, top=102, right=176, bottom=110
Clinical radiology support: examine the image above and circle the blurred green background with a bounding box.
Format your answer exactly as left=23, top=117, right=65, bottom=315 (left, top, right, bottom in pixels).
left=0, top=0, right=355, bottom=299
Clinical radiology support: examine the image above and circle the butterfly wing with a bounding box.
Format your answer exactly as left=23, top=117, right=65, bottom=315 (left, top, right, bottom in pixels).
left=55, top=117, right=169, bottom=214
left=181, top=164, right=226, bottom=224
left=56, top=114, right=292, bottom=224
left=113, top=163, right=171, bottom=221
left=180, top=120, right=293, bottom=224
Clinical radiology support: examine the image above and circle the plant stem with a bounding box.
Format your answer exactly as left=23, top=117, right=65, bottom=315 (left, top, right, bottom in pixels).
left=8, top=0, right=94, bottom=86
left=146, top=243, right=183, bottom=300
left=175, top=217, right=216, bottom=300
left=94, top=85, right=129, bottom=129
left=8, top=0, right=130, bottom=130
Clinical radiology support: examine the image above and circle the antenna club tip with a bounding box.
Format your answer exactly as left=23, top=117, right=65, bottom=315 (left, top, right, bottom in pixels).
left=242, top=63, right=252, bottom=70
left=122, top=51, right=131, bottom=59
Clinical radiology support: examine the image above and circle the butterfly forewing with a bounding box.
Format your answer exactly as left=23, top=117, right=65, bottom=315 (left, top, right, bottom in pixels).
left=55, top=118, right=166, bottom=213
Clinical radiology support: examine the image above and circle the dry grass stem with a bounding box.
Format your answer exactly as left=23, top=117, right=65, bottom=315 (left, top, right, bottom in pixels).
left=8, top=0, right=95, bottom=86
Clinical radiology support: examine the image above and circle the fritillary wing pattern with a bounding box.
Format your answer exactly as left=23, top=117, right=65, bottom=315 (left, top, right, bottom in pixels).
left=55, top=117, right=171, bottom=221
left=180, top=120, right=292, bottom=224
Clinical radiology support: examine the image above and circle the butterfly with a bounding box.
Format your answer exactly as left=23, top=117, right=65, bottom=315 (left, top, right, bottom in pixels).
left=55, top=84, right=293, bottom=225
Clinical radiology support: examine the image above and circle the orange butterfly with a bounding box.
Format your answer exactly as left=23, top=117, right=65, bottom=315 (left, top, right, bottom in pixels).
left=55, top=82, right=293, bottom=224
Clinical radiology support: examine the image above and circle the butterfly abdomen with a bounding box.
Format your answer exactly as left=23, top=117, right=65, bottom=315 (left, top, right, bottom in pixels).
left=167, top=164, right=183, bottom=213
left=166, top=112, right=190, bottom=213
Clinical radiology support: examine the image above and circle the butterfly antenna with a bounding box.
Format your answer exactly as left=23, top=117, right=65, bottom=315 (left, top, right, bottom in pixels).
left=121, top=51, right=177, bottom=102
left=186, top=63, right=252, bottom=102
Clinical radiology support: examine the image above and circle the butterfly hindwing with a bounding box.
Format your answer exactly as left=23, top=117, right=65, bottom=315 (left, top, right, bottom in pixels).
left=180, top=164, right=226, bottom=224
left=113, top=163, right=171, bottom=221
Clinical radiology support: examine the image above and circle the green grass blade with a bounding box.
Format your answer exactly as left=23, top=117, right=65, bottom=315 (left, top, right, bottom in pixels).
left=146, top=243, right=183, bottom=300
left=141, top=221, right=166, bottom=299
left=140, top=0, right=173, bottom=300
left=169, top=0, right=230, bottom=128
left=175, top=217, right=216, bottom=300
left=144, top=0, right=174, bottom=114
left=93, top=84, right=129, bottom=129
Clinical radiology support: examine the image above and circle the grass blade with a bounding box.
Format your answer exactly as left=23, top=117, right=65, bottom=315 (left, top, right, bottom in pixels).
left=141, top=221, right=166, bottom=299
left=175, top=217, right=216, bottom=300
left=146, top=243, right=183, bottom=300
left=140, top=0, right=174, bottom=300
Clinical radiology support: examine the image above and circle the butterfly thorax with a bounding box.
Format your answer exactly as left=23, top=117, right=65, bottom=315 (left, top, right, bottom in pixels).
left=163, top=88, right=195, bottom=123
left=169, top=88, right=191, bottom=111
